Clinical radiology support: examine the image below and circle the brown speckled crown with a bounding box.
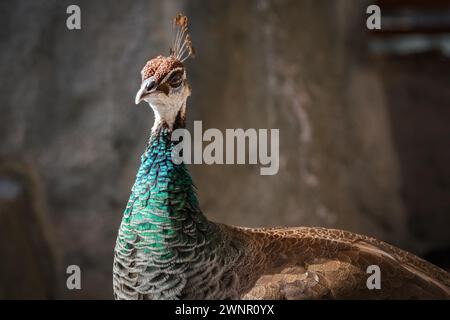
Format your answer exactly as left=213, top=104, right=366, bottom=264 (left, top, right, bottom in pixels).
left=140, top=13, right=194, bottom=83
left=141, top=55, right=184, bottom=82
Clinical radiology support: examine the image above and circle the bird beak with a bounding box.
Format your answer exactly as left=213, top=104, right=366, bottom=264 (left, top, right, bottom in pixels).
left=135, top=86, right=146, bottom=105
left=135, top=78, right=157, bottom=105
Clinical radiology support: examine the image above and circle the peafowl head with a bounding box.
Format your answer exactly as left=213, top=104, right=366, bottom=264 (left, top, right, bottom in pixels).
left=135, top=14, right=195, bottom=130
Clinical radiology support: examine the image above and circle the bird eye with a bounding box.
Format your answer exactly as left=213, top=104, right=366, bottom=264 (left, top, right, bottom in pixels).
left=168, top=71, right=182, bottom=88
left=145, top=79, right=156, bottom=91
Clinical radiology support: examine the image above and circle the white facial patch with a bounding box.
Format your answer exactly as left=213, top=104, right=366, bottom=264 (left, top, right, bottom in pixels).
left=144, top=76, right=189, bottom=132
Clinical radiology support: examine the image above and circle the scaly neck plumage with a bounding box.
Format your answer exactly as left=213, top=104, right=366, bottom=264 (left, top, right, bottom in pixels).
left=115, top=111, right=217, bottom=299
left=136, top=118, right=210, bottom=244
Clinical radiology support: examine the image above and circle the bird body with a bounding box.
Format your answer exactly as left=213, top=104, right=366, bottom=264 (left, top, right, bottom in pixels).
left=113, top=14, right=450, bottom=300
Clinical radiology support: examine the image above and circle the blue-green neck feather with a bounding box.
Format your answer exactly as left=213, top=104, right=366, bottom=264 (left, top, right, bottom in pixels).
left=117, top=125, right=210, bottom=261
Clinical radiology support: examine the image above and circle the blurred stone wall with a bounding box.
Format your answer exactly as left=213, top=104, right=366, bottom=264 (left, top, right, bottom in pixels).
left=0, top=0, right=448, bottom=298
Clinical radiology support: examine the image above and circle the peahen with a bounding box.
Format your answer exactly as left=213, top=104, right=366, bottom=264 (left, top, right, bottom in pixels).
left=113, top=14, right=450, bottom=300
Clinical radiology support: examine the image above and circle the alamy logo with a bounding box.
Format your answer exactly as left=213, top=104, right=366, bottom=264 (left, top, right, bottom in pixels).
left=66, top=5, right=81, bottom=30
left=66, top=265, right=81, bottom=290
left=366, top=5, right=381, bottom=30
left=171, top=121, right=280, bottom=176
left=366, top=265, right=381, bottom=290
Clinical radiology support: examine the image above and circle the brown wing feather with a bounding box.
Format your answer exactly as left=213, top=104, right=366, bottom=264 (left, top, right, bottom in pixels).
left=226, top=226, right=450, bottom=299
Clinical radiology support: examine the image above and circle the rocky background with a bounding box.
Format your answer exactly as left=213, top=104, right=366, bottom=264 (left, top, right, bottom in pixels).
left=0, top=0, right=449, bottom=299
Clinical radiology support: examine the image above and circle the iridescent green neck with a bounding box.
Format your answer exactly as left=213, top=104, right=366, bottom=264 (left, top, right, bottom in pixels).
left=120, top=123, right=210, bottom=256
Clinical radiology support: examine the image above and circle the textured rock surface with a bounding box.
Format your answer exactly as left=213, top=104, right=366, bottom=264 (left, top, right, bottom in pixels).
left=0, top=160, right=58, bottom=299
left=0, top=0, right=449, bottom=298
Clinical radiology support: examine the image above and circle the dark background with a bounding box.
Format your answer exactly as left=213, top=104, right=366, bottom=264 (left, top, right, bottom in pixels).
left=0, top=0, right=449, bottom=299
